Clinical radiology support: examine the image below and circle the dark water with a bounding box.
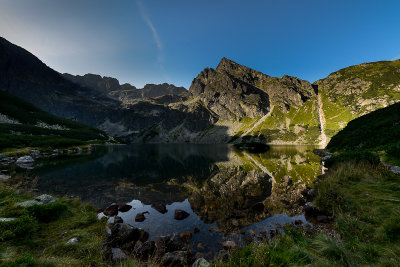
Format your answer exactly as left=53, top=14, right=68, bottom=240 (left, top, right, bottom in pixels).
left=20, top=144, right=322, bottom=259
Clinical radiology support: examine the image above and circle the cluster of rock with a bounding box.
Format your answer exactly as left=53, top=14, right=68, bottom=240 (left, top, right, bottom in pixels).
left=102, top=223, right=202, bottom=266
left=100, top=201, right=210, bottom=266
left=0, top=147, right=92, bottom=168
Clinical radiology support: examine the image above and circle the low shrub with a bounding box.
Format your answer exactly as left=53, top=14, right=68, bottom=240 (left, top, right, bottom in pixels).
left=26, top=202, right=68, bottom=223
left=2, top=253, right=39, bottom=267
left=0, top=215, right=38, bottom=241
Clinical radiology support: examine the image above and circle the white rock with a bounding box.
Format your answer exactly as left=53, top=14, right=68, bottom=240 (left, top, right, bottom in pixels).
left=390, top=166, right=400, bottom=174
left=35, top=194, right=55, bottom=204
left=192, top=258, right=210, bottom=267
left=0, top=218, right=16, bottom=222
left=17, top=194, right=55, bottom=207
left=66, top=237, right=79, bottom=244
left=16, top=156, right=34, bottom=164
left=0, top=174, right=11, bottom=180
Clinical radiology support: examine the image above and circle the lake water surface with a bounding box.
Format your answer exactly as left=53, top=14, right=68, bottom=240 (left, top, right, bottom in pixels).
left=20, top=144, right=322, bottom=259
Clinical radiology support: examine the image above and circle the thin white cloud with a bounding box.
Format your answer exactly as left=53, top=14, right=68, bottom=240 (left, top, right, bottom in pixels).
left=136, top=0, right=164, bottom=66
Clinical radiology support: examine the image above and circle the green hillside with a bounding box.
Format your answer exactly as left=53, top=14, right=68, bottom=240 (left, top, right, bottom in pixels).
left=0, top=90, right=108, bottom=150
left=327, top=102, right=400, bottom=161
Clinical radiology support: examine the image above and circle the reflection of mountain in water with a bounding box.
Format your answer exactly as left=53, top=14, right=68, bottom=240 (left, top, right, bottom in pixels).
left=26, top=144, right=321, bottom=230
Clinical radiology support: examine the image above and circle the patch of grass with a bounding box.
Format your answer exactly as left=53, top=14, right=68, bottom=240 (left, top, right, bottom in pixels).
left=325, top=151, right=380, bottom=168
left=0, top=187, right=107, bottom=266
left=327, top=102, right=400, bottom=153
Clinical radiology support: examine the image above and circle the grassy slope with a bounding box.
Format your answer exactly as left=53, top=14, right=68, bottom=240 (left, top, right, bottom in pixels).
left=327, top=102, right=400, bottom=163
left=0, top=187, right=107, bottom=266
left=0, top=90, right=108, bottom=151
left=318, top=60, right=400, bottom=138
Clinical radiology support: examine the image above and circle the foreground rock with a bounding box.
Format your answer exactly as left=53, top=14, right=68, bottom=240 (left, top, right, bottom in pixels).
left=118, top=204, right=132, bottom=212
left=192, top=258, right=210, bottom=267
left=102, top=223, right=149, bottom=260
left=16, top=155, right=34, bottom=164
left=112, top=248, right=128, bottom=261
left=103, top=203, right=119, bottom=216
left=160, top=251, right=192, bottom=267
left=17, top=194, right=55, bottom=207
left=152, top=202, right=168, bottom=214
left=135, top=212, right=146, bottom=222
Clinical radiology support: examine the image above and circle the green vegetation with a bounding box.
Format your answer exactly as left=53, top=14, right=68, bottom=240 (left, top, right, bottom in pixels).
left=248, top=100, right=321, bottom=144
left=327, top=101, right=400, bottom=165
left=326, top=59, right=400, bottom=101
left=215, top=161, right=400, bottom=266
left=0, top=187, right=107, bottom=266
left=0, top=90, right=108, bottom=151
left=320, top=91, right=355, bottom=138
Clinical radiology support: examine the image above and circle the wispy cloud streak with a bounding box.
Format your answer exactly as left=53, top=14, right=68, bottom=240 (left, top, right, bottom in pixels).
left=136, top=0, right=164, bottom=66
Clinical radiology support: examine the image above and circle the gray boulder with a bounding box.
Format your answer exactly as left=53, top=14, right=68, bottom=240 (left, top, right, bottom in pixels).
left=30, top=150, right=40, bottom=157
left=16, top=155, right=34, bottom=164
left=192, top=258, right=210, bottom=267
left=111, top=248, right=128, bottom=261
left=17, top=194, right=55, bottom=207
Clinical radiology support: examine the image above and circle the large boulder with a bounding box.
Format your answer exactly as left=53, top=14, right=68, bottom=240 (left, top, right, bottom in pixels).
left=104, top=203, right=119, bottom=216
left=16, top=156, right=34, bottom=164
left=106, top=223, right=149, bottom=247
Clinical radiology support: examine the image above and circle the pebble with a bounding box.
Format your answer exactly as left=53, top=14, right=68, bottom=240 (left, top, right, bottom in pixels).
left=66, top=237, right=79, bottom=244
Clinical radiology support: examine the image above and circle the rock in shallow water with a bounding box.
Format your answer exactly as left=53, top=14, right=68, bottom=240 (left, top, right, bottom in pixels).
left=118, top=204, right=132, bottom=212
left=152, top=202, right=168, bottom=214
left=174, top=209, right=190, bottom=220
left=135, top=212, right=146, bottom=222
left=104, top=203, right=119, bottom=216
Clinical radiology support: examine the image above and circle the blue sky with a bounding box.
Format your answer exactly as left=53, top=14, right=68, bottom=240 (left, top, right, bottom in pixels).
left=1, top=0, right=400, bottom=88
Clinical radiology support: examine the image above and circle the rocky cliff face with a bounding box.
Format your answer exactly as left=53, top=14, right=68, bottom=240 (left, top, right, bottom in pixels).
left=2, top=35, right=400, bottom=145
left=63, top=73, right=188, bottom=106
left=187, top=58, right=322, bottom=144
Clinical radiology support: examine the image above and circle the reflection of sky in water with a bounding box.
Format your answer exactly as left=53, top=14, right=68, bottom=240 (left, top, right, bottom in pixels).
left=99, top=198, right=312, bottom=259
left=22, top=144, right=321, bottom=259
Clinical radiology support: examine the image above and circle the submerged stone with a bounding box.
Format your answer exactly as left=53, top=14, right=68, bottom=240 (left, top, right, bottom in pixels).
left=174, top=209, right=190, bottom=220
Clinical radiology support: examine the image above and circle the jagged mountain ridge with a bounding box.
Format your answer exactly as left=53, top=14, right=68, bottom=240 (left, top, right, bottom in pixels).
left=1, top=36, right=400, bottom=144
left=62, top=73, right=188, bottom=105
left=186, top=57, right=321, bottom=144
left=0, top=36, right=214, bottom=141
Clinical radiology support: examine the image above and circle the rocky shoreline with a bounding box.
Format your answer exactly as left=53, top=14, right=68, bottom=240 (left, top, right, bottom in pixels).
left=0, top=146, right=93, bottom=170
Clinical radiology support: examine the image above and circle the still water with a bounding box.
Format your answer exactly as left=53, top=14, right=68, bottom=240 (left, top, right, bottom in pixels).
left=21, top=144, right=322, bottom=259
